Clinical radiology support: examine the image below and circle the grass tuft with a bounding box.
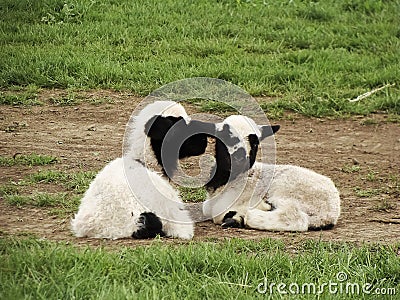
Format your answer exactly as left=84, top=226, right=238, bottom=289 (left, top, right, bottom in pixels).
left=4, top=192, right=79, bottom=209
left=0, top=91, right=41, bottom=106
left=354, top=187, right=381, bottom=198
left=0, top=154, right=58, bottom=167
left=179, top=186, right=207, bottom=203
left=341, top=164, right=361, bottom=173
left=26, top=169, right=96, bottom=193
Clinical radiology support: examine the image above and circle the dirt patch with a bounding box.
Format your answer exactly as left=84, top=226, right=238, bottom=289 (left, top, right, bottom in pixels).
left=1, top=90, right=399, bottom=247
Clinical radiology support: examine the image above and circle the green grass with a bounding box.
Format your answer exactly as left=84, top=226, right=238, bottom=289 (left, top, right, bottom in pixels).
left=1, top=0, right=399, bottom=116
left=26, top=169, right=96, bottom=193
left=179, top=186, right=207, bottom=203
left=0, top=237, right=399, bottom=299
left=354, top=187, right=382, bottom=198
left=0, top=167, right=93, bottom=216
left=0, top=84, right=41, bottom=105
left=0, top=90, right=41, bottom=106
left=48, top=91, right=81, bottom=105
left=4, top=192, right=79, bottom=210
left=341, top=164, right=361, bottom=173
left=0, top=184, right=19, bottom=197
left=0, top=153, right=58, bottom=167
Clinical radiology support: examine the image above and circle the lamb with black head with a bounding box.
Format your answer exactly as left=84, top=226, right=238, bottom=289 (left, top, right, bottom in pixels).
left=71, top=101, right=208, bottom=240
left=202, top=115, right=340, bottom=232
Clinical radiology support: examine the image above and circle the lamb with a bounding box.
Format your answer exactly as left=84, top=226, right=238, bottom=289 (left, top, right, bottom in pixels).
left=71, top=101, right=208, bottom=240
left=202, top=115, right=340, bottom=232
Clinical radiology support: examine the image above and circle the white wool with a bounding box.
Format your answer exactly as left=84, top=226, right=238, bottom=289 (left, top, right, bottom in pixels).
left=245, top=163, right=340, bottom=231
left=204, top=115, right=341, bottom=232
left=71, top=101, right=194, bottom=240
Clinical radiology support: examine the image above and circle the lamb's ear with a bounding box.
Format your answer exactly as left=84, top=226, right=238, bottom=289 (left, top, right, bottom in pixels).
left=259, top=125, right=280, bottom=140
left=145, top=115, right=183, bottom=140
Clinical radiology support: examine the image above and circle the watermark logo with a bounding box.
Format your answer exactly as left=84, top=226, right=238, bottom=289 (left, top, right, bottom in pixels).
left=256, top=272, right=396, bottom=295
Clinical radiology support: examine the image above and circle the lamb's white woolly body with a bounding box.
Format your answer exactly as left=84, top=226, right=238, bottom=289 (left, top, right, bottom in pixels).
left=71, top=101, right=194, bottom=240
left=203, top=115, right=340, bottom=231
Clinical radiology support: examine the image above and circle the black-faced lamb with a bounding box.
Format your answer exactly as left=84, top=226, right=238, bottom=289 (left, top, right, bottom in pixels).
left=202, top=115, right=340, bottom=232
left=71, top=101, right=208, bottom=240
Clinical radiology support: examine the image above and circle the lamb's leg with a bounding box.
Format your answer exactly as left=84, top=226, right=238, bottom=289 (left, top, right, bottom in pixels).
left=245, top=206, right=309, bottom=232
left=132, top=212, right=165, bottom=239
left=220, top=198, right=274, bottom=228
left=161, top=204, right=194, bottom=240
left=221, top=211, right=245, bottom=228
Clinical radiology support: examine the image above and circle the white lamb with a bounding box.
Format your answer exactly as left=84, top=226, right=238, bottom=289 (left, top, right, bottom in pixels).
left=71, top=101, right=207, bottom=240
left=202, top=115, right=340, bottom=232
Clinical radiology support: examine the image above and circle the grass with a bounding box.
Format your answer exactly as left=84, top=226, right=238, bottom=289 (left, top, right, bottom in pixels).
left=26, top=169, right=96, bottom=193
left=0, top=153, right=58, bottom=167
left=341, top=164, right=361, bottom=173
left=0, top=167, right=95, bottom=216
left=179, top=186, right=207, bottom=203
left=347, top=167, right=400, bottom=200
left=0, top=237, right=399, bottom=299
left=4, top=192, right=79, bottom=210
left=48, top=92, right=81, bottom=105
left=0, top=90, right=41, bottom=106
left=365, top=169, right=379, bottom=182
left=354, top=187, right=382, bottom=198
left=0, top=0, right=399, bottom=117
left=0, top=84, right=41, bottom=105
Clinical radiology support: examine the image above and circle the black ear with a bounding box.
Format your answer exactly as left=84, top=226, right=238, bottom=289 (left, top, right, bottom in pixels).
left=248, top=134, right=260, bottom=168
left=259, top=125, right=280, bottom=140
left=144, top=115, right=184, bottom=140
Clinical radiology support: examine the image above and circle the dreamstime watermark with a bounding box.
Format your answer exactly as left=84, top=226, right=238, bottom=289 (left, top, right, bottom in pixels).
left=256, top=272, right=396, bottom=295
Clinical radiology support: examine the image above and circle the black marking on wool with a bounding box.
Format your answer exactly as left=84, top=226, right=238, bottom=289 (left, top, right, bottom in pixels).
left=206, top=139, right=231, bottom=190
left=308, top=223, right=335, bottom=231
left=134, top=159, right=146, bottom=167
left=205, top=123, right=249, bottom=189
left=248, top=134, right=260, bottom=169
left=222, top=211, right=237, bottom=221
left=206, top=141, right=248, bottom=190
left=132, top=212, right=166, bottom=239
left=221, top=211, right=245, bottom=228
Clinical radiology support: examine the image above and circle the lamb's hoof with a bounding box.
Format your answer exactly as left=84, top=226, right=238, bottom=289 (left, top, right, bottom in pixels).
left=132, top=212, right=165, bottom=239
left=221, top=211, right=245, bottom=228
left=222, top=218, right=244, bottom=228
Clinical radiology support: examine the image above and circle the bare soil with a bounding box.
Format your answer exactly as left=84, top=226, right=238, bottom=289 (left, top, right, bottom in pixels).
left=1, top=90, right=399, bottom=247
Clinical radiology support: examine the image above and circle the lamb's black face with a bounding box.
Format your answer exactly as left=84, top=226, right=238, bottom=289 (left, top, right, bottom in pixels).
left=144, top=116, right=209, bottom=175
left=207, top=123, right=280, bottom=190
left=206, top=124, right=251, bottom=189
left=177, top=120, right=209, bottom=158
